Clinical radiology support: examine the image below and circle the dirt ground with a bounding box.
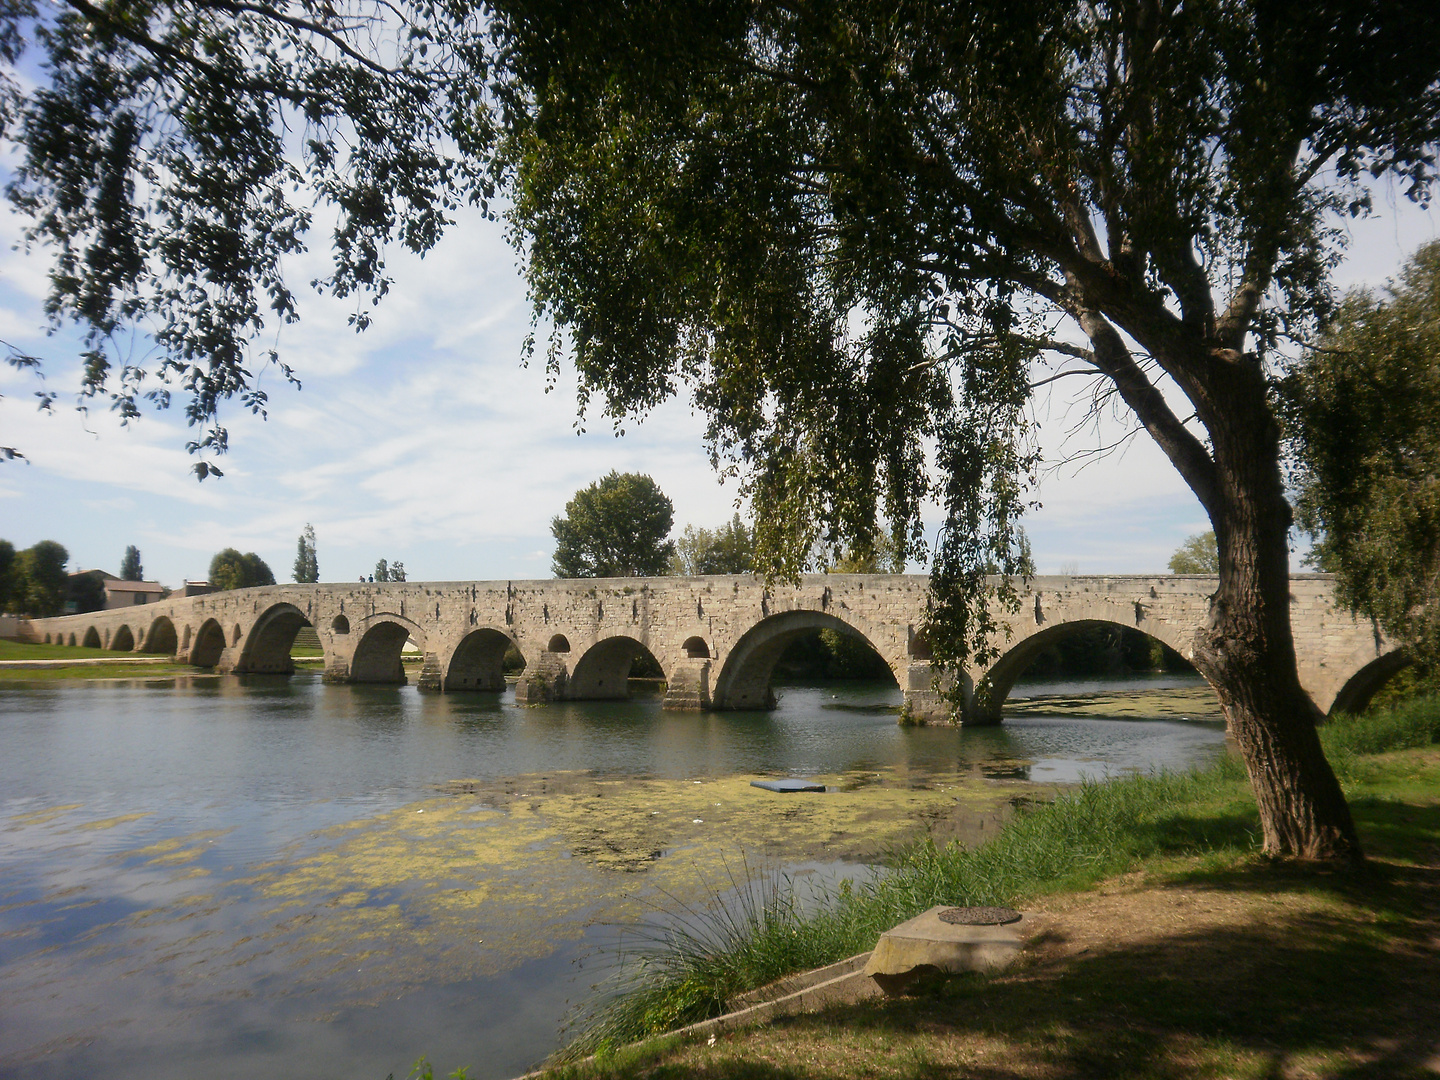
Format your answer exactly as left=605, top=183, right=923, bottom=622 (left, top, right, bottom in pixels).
left=604, top=858, right=1440, bottom=1079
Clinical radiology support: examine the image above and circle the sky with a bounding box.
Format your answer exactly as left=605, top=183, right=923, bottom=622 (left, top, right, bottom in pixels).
left=0, top=174, right=1436, bottom=589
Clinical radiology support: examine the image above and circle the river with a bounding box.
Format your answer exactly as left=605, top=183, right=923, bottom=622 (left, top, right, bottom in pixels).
left=0, top=671, right=1224, bottom=1080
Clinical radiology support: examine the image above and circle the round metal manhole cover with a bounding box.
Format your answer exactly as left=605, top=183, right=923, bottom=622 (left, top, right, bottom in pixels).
left=938, top=905, right=1022, bottom=926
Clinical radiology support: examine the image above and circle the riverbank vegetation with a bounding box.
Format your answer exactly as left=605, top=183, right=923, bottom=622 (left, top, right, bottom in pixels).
left=554, top=697, right=1440, bottom=1072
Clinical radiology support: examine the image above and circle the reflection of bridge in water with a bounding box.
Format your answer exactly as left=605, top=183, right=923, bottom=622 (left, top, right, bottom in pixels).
left=22, top=574, right=1401, bottom=724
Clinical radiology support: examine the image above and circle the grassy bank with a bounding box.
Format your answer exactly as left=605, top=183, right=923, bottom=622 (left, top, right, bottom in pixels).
left=560, top=698, right=1440, bottom=1066
left=0, top=661, right=205, bottom=681
left=0, top=638, right=193, bottom=680
left=0, top=639, right=153, bottom=661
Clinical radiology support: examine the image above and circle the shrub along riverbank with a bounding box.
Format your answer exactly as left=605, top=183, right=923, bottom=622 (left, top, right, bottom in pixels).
left=552, top=697, right=1440, bottom=1076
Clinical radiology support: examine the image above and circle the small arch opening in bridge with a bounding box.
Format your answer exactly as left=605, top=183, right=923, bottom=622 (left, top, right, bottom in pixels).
left=1328, top=651, right=1414, bottom=716
left=446, top=628, right=523, bottom=692
left=714, top=611, right=898, bottom=711
left=568, top=636, right=667, bottom=700
left=43, top=633, right=51, bottom=644
left=232, top=624, right=242, bottom=647
left=83, top=626, right=102, bottom=649
left=980, top=619, right=1202, bottom=723
left=67, top=633, right=76, bottom=647
left=191, top=619, right=227, bottom=668
left=682, top=636, right=710, bottom=659
left=239, top=604, right=315, bottom=675
left=351, top=620, right=417, bottom=685
left=331, top=614, right=350, bottom=635
left=110, top=625, right=135, bottom=652
left=907, top=629, right=933, bottom=660
left=547, top=634, right=571, bottom=653
left=181, top=625, right=192, bottom=650
left=144, top=616, right=178, bottom=656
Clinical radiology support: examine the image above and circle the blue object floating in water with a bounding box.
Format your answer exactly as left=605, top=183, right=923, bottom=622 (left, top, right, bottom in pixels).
left=750, top=778, right=827, bottom=793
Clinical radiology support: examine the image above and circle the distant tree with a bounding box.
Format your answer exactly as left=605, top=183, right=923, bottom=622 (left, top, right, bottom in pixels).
left=0, top=540, right=15, bottom=612
left=371, top=558, right=406, bottom=582
left=17, top=541, right=70, bottom=616
left=68, top=571, right=108, bottom=614
left=551, top=472, right=676, bottom=578
left=209, top=549, right=276, bottom=592
left=293, top=525, right=319, bottom=584
left=1169, top=533, right=1220, bottom=574
left=1283, top=241, right=1440, bottom=681
left=672, top=514, right=754, bottom=575
left=829, top=536, right=905, bottom=574
left=120, top=545, right=144, bottom=581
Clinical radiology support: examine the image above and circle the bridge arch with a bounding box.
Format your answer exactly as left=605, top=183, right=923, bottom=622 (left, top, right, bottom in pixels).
left=712, top=610, right=899, bottom=711
left=1328, top=650, right=1411, bottom=716
left=110, top=625, right=135, bottom=652
left=144, top=616, right=179, bottom=656
left=976, top=618, right=1204, bottom=722
left=568, top=636, right=665, bottom=700
left=444, top=628, right=518, bottom=691
left=238, top=603, right=313, bottom=675
left=350, top=616, right=424, bottom=685
left=191, top=619, right=227, bottom=667
left=67, top=632, right=76, bottom=647
left=82, top=626, right=101, bottom=649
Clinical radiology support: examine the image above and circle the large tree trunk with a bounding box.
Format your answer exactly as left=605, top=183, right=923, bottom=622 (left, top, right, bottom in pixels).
left=1191, top=362, right=1362, bottom=861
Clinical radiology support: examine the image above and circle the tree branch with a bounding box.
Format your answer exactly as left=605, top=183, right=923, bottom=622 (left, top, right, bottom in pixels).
left=1066, top=292, right=1219, bottom=515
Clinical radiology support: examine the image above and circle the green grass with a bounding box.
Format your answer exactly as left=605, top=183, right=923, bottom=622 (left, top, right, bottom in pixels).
left=563, top=817, right=1440, bottom=1079
left=0, top=661, right=201, bottom=681
left=1319, top=694, right=1440, bottom=760
left=0, top=639, right=157, bottom=660
left=565, top=697, right=1440, bottom=1060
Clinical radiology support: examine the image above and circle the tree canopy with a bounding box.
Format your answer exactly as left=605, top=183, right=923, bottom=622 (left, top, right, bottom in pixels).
left=487, top=0, right=1440, bottom=860
left=0, top=539, right=15, bottom=612
left=0, top=0, right=491, bottom=473
left=16, top=540, right=69, bottom=616
left=209, top=548, right=276, bottom=591
left=68, top=570, right=107, bottom=614
left=374, top=558, right=406, bottom=582
left=120, top=545, right=144, bottom=581
left=552, top=471, right=676, bottom=578
left=1284, top=240, right=1440, bottom=681
left=3, top=0, right=1438, bottom=859
left=1169, top=532, right=1219, bottom=575
left=672, top=514, right=754, bottom=575
left=294, top=525, right=319, bottom=584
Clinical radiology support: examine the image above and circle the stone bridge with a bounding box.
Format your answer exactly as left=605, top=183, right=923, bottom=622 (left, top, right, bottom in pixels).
left=18, top=574, right=1400, bottom=724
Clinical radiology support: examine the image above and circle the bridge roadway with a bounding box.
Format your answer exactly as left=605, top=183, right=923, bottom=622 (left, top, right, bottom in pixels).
left=20, top=574, right=1401, bottom=724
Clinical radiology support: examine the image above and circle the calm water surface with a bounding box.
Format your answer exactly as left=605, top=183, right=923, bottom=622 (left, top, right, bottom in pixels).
left=0, top=673, right=1224, bottom=1080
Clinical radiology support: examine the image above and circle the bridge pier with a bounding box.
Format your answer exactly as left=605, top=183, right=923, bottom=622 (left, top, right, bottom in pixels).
left=662, top=658, right=711, bottom=710
left=900, top=663, right=980, bottom=725
left=416, top=653, right=444, bottom=692
left=514, top=656, right=569, bottom=704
